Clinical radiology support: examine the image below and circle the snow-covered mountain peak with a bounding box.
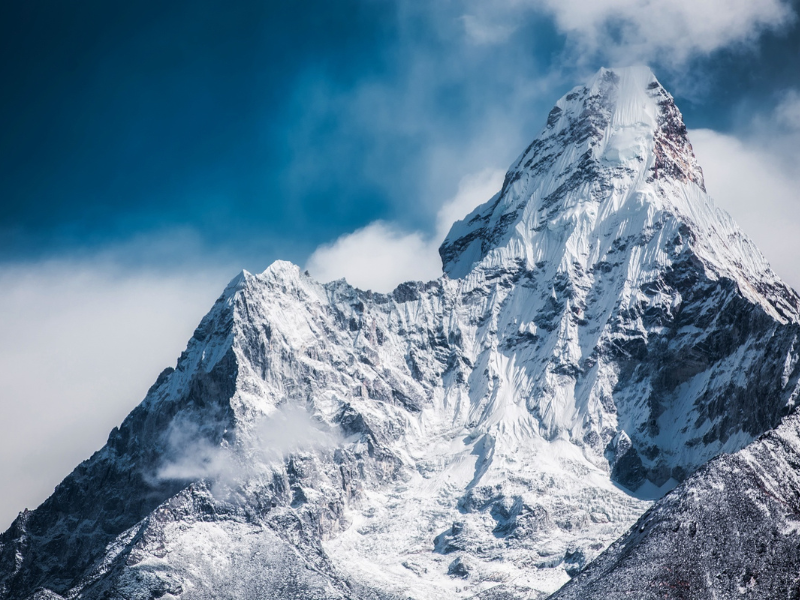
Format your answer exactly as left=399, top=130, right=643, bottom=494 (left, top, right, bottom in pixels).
left=543, top=66, right=663, bottom=148
left=439, top=66, right=797, bottom=324
left=440, top=66, right=708, bottom=280
left=553, top=66, right=703, bottom=188
left=6, top=67, right=800, bottom=600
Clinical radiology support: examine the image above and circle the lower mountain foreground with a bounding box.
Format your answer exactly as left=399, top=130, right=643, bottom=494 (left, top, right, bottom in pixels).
left=551, top=409, right=800, bottom=599
left=4, top=66, right=800, bottom=599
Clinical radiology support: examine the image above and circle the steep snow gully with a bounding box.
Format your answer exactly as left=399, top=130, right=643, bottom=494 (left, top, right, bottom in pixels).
left=3, top=66, right=800, bottom=599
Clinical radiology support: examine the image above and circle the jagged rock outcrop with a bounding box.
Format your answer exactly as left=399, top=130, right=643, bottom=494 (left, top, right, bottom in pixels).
left=2, top=66, right=799, bottom=599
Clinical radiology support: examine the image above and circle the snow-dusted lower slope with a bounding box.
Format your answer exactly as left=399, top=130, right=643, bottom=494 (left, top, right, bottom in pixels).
left=550, top=409, right=800, bottom=599
left=3, top=66, right=800, bottom=600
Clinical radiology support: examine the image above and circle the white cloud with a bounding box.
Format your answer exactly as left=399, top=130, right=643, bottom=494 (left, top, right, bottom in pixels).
left=690, top=127, right=800, bottom=291
left=436, top=168, right=505, bottom=239
left=459, top=0, right=795, bottom=66
left=0, top=258, right=230, bottom=529
left=305, top=222, right=442, bottom=292
left=556, top=0, right=794, bottom=64
left=305, top=168, right=504, bottom=292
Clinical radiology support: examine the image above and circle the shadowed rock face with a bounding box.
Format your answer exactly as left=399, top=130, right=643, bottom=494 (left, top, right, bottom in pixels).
left=2, top=66, right=800, bottom=600
left=551, top=410, right=800, bottom=600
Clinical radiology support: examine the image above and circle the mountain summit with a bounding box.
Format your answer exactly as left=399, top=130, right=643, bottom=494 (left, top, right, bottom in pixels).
left=443, top=66, right=703, bottom=278
left=3, top=66, right=800, bottom=600
left=442, top=66, right=794, bottom=319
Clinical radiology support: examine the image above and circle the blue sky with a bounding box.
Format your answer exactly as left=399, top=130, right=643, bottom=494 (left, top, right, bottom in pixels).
left=2, top=0, right=800, bottom=527
left=2, top=0, right=799, bottom=271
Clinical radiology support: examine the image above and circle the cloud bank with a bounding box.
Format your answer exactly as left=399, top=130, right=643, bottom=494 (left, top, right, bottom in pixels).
left=0, top=257, right=230, bottom=528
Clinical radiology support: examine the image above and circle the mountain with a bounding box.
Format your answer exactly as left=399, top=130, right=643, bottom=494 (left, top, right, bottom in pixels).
left=3, top=66, right=800, bottom=600
left=550, top=409, right=800, bottom=599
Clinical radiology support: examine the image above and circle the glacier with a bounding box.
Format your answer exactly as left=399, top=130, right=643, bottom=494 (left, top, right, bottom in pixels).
left=2, top=66, right=800, bottom=600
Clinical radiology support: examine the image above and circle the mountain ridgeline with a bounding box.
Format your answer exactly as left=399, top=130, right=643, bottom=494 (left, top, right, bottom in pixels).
left=2, top=66, right=800, bottom=599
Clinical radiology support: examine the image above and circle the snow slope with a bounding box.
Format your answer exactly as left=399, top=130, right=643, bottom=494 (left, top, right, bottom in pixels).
left=2, top=66, right=800, bottom=600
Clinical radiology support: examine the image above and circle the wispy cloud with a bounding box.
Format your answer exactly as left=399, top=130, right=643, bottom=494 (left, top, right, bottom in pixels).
left=156, top=404, right=342, bottom=492
left=305, top=221, right=441, bottom=292
left=775, top=89, right=800, bottom=131
left=460, top=14, right=517, bottom=45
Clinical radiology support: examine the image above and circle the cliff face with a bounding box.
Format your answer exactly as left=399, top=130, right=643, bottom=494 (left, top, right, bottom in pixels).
left=3, top=66, right=800, bottom=600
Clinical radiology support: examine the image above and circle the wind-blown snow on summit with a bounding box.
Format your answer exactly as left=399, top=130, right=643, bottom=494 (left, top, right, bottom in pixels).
left=3, top=66, right=800, bottom=600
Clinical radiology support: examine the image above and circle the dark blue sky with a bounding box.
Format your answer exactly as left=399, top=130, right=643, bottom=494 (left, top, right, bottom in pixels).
left=2, top=0, right=799, bottom=272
